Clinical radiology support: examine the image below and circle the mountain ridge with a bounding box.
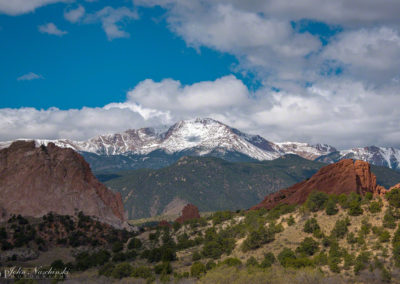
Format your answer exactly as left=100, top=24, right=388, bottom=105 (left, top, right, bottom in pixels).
left=1, top=118, right=399, bottom=171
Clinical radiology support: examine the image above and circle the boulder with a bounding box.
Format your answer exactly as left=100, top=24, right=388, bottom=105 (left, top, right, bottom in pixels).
left=175, top=204, right=200, bottom=224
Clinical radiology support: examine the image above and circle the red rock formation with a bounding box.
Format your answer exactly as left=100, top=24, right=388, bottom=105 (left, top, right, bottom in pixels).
left=389, top=183, right=400, bottom=191
left=252, top=159, right=387, bottom=210
left=175, top=204, right=200, bottom=224
left=158, top=220, right=172, bottom=228
left=0, top=141, right=125, bottom=227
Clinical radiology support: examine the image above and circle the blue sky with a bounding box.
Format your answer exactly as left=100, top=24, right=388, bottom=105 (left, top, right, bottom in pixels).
left=0, top=1, right=238, bottom=109
left=1, top=0, right=400, bottom=149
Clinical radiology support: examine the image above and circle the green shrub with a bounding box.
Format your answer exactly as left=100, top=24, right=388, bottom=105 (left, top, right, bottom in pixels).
left=177, top=233, right=196, bottom=249
left=51, top=259, right=65, bottom=270
left=172, top=222, right=181, bottom=231
left=343, top=253, right=355, bottom=270
left=131, top=266, right=153, bottom=279
left=127, top=238, right=142, bottom=250
left=278, top=248, right=296, bottom=267
left=246, top=256, right=259, bottom=267
left=206, top=260, right=217, bottom=270
left=313, top=251, right=328, bottom=265
left=331, top=217, right=350, bottom=239
left=325, top=199, right=339, bottom=215
left=369, top=201, right=382, bottom=213
left=328, top=258, right=341, bottom=273
left=260, top=252, right=275, bottom=268
left=212, top=211, right=234, bottom=225
left=386, top=188, right=400, bottom=208
left=0, top=227, right=7, bottom=239
left=303, top=218, right=320, bottom=234
left=98, top=263, right=115, bottom=277
left=192, top=251, right=201, bottom=261
left=393, top=243, right=400, bottom=267
left=296, top=237, right=319, bottom=256
left=354, top=252, right=371, bottom=274
left=338, top=194, right=348, bottom=208
left=154, top=262, right=172, bottom=275
left=202, top=227, right=236, bottom=258
left=112, top=241, right=123, bottom=253
left=241, top=226, right=275, bottom=252
left=266, top=204, right=296, bottom=220
left=365, top=192, right=373, bottom=200
left=379, top=230, right=391, bottom=243
left=287, top=215, right=295, bottom=226
left=191, top=262, right=206, bottom=278
left=383, top=207, right=397, bottom=229
left=347, top=232, right=357, bottom=244
left=305, top=191, right=329, bottom=212
left=111, top=262, right=133, bottom=279
left=347, top=193, right=363, bottom=216
left=381, top=267, right=392, bottom=283
left=143, top=247, right=177, bottom=263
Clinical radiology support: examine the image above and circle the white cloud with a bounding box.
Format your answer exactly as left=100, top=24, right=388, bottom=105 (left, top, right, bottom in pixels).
left=0, top=0, right=68, bottom=15
left=137, top=1, right=321, bottom=85
left=85, top=6, right=139, bottom=40
left=135, top=0, right=400, bottom=28
left=38, top=22, right=68, bottom=36
left=17, top=72, right=44, bottom=81
left=3, top=76, right=400, bottom=149
left=322, top=27, right=400, bottom=84
left=64, top=5, right=85, bottom=23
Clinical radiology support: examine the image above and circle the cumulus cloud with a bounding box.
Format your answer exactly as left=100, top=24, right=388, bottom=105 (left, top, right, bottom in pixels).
left=38, top=22, right=67, bottom=36
left=135, top=0, right=400, bottom=28
left=85, top=6, right=139, bottom=40
left=17, top=72, right=44, bottom=81
left=322, top=27, right=400, bottom=84
left=64, top=5, right=85, bottom=23
left=2, top=76, right=400, bottom=149
left=0, top=0, right=68, bottom=15
left=134, top=0, right=400, bottom=88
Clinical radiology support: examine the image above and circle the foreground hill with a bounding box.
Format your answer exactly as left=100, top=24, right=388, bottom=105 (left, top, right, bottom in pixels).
left=103, top=155, right=400, bottom=219
left=0, top=141, right=125, bottom=228
left=6, top=186, right=399, bottom=283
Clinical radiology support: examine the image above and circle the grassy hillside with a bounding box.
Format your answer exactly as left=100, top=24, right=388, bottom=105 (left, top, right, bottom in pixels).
left=104, top=155, right=326, bottom=219
left=102, top=155, right=400, bottom=219
left=13, top=189, right=400, bottom=283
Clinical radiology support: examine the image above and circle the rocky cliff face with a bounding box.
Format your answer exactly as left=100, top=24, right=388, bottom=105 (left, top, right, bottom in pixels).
left=252, top=159, right=387, bottom=210
left=175, top=204, right=200, bottom=224
left=0, top=141, right=125, bottom=227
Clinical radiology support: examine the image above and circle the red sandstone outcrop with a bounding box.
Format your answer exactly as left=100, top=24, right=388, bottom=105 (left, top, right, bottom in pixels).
left=0, top=141, right=125, bottom=227
left=389, top=183, right=400, bottom=191
left=252, top=159, right=387, bottom=210
left=158, top=220, right=172, bottom=228
left=175, top=204, right=200, bottom=224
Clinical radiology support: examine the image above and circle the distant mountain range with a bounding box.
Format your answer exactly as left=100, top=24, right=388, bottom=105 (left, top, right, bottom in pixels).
left=1, top=118, right=400, bottom=172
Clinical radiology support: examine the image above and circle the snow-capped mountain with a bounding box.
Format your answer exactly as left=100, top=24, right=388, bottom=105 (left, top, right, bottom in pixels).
left=317, top=146, right=400, bottom=171
left=0, top=118, right=335, bottom=162
left=275, top=142, right=337, bottom=160
left=3, top=118, right=399, bottom=172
